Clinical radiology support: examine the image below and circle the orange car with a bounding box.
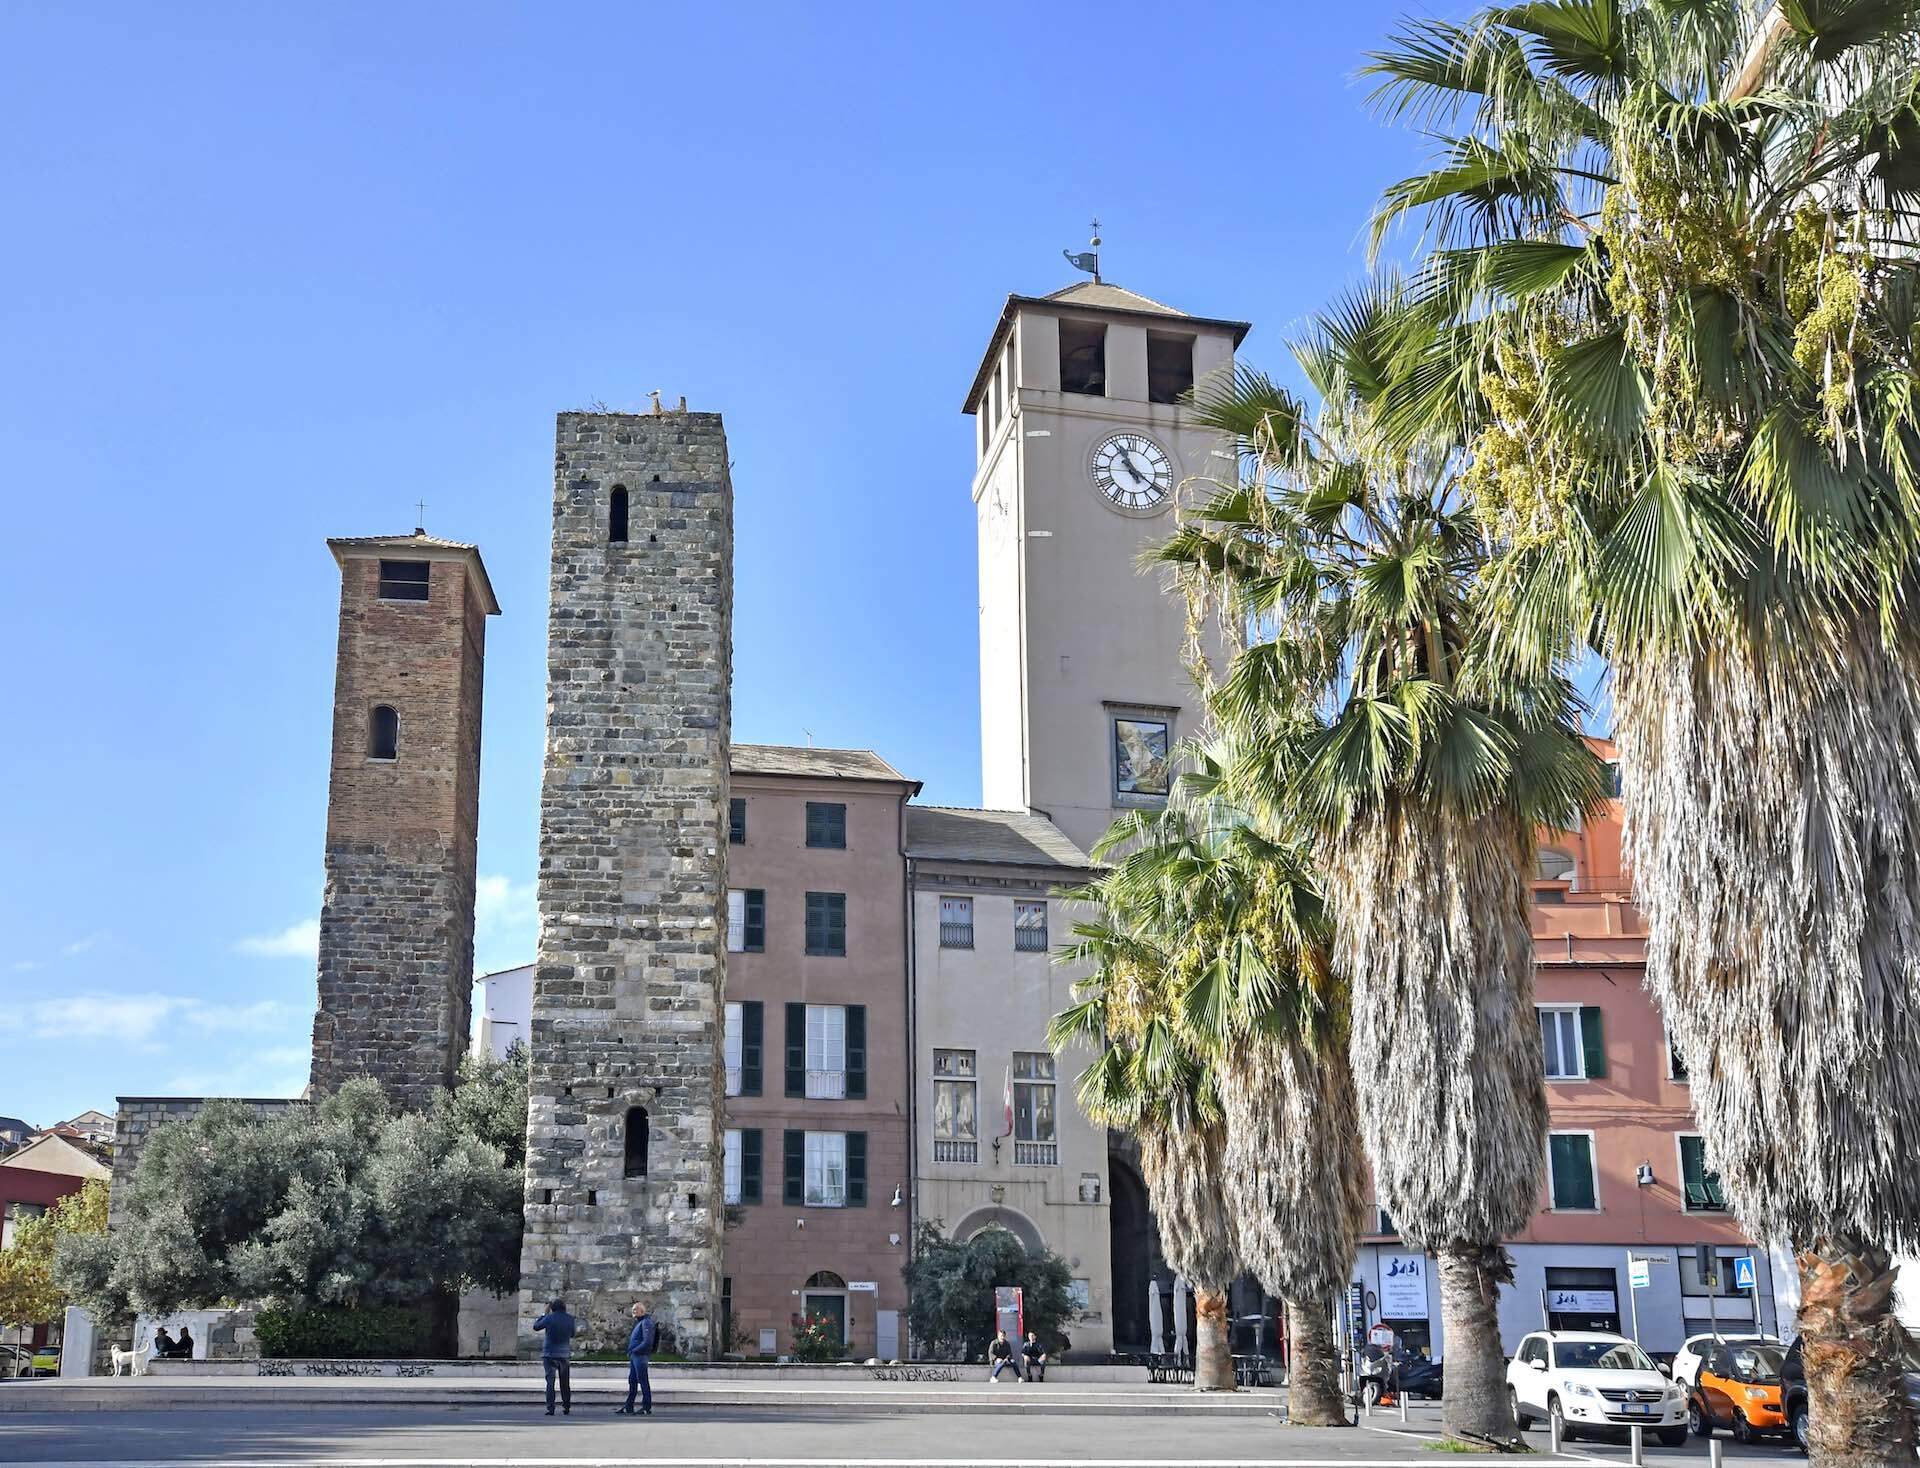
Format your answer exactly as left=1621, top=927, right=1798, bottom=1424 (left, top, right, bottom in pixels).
left=1690, top=1340, right=1789, bottom=1443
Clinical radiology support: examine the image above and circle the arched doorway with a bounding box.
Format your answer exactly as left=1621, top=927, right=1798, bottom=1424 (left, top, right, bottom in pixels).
left=952, top=1205, right=1045, bottom=1254
left=1108, top=1150, right=1154, bottom=1351
left=801, top=1269, right=848, bottom=1350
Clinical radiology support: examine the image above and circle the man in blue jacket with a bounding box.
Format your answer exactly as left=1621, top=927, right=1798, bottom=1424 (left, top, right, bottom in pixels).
left=531, top=1298, right=577, bottom=1416
left=616, top=1299, right=656, bottom=1415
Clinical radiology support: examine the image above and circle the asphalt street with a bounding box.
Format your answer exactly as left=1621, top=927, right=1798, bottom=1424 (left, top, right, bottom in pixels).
left=0, top=1402, right=1801, bottom=1466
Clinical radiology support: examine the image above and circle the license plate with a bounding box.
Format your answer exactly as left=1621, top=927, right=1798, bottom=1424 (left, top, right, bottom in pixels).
left=1624, top=1403, right=1655, bottom=1415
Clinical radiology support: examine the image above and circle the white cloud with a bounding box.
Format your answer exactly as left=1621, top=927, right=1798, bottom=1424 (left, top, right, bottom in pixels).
left=9, top=960, right=43, bottom=974
left=475, top=874, right=536, bottom=936
left=162, top=1045, right=310, bottom=1098
left=62, top=934, right=104, bottom=957
left=234, top=919, right=320, bottom=960
left=0, top=995, right=300, bottom=1048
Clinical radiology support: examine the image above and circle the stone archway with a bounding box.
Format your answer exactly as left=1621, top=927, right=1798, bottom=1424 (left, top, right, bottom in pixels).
left=952, top=1205, right=1045, bottom=1255
left=1107, top=1147, right=1158, bottom=1351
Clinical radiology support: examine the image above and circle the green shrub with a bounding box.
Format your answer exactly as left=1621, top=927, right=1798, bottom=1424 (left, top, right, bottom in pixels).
left=790, top=1312, right=844, bottom=1362
left=254, top=1303, right=432, bottom=1359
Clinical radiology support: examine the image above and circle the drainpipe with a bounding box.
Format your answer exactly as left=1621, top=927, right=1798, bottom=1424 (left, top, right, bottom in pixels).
left=902, top=807, right=917, bottom=1356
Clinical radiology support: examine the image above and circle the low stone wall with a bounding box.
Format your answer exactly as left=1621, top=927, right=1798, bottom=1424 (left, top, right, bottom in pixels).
left=144, top=1358, right=1151, bottom=1383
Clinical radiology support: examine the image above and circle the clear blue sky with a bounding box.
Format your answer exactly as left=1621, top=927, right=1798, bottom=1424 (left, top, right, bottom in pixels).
left=0, top=1, right=1441, bottom=1124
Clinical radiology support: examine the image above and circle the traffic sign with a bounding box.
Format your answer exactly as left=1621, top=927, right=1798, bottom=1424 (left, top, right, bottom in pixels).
left=1629, top=1257, right=1651, bottom=1290
left=1734, top=1256, right=1757, bottom=1291
left=1368, top=1322, right=1396, bottom=1350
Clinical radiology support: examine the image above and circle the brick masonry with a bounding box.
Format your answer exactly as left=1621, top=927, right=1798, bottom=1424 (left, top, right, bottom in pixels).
left=309, top=540, right=493, bottom=1111
left=517, top=411, right=733, bottom=1356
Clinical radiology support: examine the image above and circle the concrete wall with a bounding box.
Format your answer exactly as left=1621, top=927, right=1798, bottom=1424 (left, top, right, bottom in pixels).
left=721, top=774, right=912, bottom=1358
left=910, top=863, right=1112, bottom=1354
left=518, top=411, right=733, bottom=1358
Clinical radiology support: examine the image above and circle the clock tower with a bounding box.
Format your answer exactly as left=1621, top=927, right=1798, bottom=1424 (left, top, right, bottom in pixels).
left=965, top=279, right=1249, bottom=853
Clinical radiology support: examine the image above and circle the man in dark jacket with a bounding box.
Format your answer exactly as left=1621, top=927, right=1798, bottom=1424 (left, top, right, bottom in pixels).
left=616, top=1300, right=656, bottom=1415
left=531, top=1298, right=577, bottom=1416
left=988, top=1330, right=1021, bottom=1382
left=1020, top=1330, right=1048, bottom=1383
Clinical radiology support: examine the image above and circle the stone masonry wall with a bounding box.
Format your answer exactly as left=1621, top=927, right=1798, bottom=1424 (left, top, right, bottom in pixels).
left=109, top=1098, right=298, bottom=1228
left=309, top=552, right=485, bottom=1111
left=517, top=411, right=733, bottom=1357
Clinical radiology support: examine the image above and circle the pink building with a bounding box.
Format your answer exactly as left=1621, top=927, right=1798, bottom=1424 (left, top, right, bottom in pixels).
left=1352, top=738, right=1777, bottom=1357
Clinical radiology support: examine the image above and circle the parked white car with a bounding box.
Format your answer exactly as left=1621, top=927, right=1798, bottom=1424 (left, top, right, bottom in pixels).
left=1671, top=1331, right=1778, bottom=1391
left=1507, top=1330, right=1689, bottom=1445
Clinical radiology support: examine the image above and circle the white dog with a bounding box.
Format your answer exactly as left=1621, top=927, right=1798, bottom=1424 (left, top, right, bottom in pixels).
left=109, top=1341, right=147, bottom=1378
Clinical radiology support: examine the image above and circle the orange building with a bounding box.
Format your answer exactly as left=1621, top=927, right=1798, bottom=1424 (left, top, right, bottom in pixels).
left=1351, top=738, right=1781, bottom=1358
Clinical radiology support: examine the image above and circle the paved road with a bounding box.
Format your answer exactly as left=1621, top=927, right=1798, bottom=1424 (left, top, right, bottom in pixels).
left=0, top=1401, right=1800, bottom=1466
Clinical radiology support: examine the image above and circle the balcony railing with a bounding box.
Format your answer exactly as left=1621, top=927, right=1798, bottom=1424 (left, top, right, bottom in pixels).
left=933, top=1139, right=978, bottom=1163
left=725, top=1066, right=742, bottom=1096
left=940, top=923, right=974, bottom=950
left=1014, top=927, right=1049, bottom=953
left=1013, top=1140, right=1058, bottom=1166
left=806, top=1069, right=847, bottom=1099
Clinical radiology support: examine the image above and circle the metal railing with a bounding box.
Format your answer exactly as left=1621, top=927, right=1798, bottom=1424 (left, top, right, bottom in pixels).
left=806, top=1069, right=847, bottom=1099
left=940, top=923, right=974, bottom=950
left=1014, top=927, right=1049, bottom=953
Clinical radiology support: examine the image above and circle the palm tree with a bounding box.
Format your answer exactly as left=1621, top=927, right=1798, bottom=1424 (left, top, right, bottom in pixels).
left=1155, top=283, right=1606, bottom=1442
left=1363, top=5, right=1920, bottom=1461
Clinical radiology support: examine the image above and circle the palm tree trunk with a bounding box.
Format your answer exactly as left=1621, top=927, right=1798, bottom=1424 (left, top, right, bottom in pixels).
left=1798, top=1236, right=1918, bottom=1468
left=1437, top=1244, right=1515, bottom=1443
left=1193, top=1287, right=1234, bottom=1391
left=1284, top=1295, right=1346, bottom=1426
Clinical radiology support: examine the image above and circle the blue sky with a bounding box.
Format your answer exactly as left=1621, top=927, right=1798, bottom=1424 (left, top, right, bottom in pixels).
left=0, top=1, right=1446, bottom=1124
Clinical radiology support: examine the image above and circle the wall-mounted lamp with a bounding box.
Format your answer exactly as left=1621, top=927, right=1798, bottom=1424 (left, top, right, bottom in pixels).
left=1636, top=1161, right=1655, bottom=1187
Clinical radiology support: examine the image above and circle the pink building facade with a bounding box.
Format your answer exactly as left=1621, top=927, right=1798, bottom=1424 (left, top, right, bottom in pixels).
left=1352, top=739, right=1778, bottom=1357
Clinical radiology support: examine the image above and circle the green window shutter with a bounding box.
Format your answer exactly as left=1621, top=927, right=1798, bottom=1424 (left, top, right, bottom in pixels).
left=1549, top=1134, right=1596, bottom=1210
left=784, top=1002, right=806, bottom=1097
left=805, top=802, right=847, bottom=849
left=846, top=1131, right=867, bottom=1206
left=829, top=893, right=846, bottom=955
left=846, top=1005, right=867, bottom=1100
left=744, top=890, right=765, bottom=953
left=741, top=1001, right=763, bottom=1097
left=807, top=892, right=846, bottom=956
left=1579, top=1006, right=1608, bottom=1078
left=1681, top=1135, right=1726, bottom=1211
left=740, top=1129, right=762, bottom=1204
left=783, top=1129, right=804, bottom=1206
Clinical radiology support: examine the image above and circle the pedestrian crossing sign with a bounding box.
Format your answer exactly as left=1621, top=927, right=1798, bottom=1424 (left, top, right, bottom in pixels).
left=1734, top=1255, right=1756, bottom=1291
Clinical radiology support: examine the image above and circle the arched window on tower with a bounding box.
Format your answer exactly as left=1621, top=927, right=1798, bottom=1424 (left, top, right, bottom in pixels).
left=367, top=705, right=399, bottom=761
left=609, top=485, right=629, bottom=544
left=624, top=1106, right=649, bottom=1178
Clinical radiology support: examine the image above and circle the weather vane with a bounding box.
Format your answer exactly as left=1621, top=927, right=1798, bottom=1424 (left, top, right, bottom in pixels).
left=1063, top=218, right=1101, bottom=283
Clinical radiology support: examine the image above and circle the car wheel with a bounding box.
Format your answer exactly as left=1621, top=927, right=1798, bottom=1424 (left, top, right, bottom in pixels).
left=1658, top=1427, right=1690, bottom=1448
left=1510, top=1388, right=1532, bottom=1431
left=1549, top=1395, right=1577, bottom=1443
left=1689, top=1398, right=1711, bottom=1438
left=1732, top=1410, right=1754, bottom=1444
left=1792, top=1401, right=1810, bottom=1453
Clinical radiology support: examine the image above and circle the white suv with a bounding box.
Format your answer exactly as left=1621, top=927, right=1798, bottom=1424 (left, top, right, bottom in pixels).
left=1508, top=1330, right=1688, bottom=1445
left=1671, top=1331, right=1777, bottom=1390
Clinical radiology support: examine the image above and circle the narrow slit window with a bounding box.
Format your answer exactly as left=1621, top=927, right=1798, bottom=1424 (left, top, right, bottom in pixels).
left=624, top=1106, right=649, bottom=1178
left=367, top=705, right=399, bottom=760
left=609, top=485, right=629, bottom=543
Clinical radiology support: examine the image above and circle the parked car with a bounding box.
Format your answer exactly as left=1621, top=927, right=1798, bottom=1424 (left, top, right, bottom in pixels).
left=1673, top=1331, right=1778, bottom=1391
left=1691, top=1339, right=1789, bottom=1442
left=1507, top=1330, right=1690, bottom=1446
left=29, top=1346, right=57, bottom=1376
left=0, top=1344, right=57, bottom=1379
left=1780, top=1338, right=1920, bottom=1456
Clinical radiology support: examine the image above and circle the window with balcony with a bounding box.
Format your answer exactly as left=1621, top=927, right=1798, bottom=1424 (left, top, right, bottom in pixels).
left=727, top=888, right=765, bottom=953
left=933, top=1048, right=978, bottom=1163
left=785, top=1001, right=865, bottom=1100
left=1014, top=900, right=1048, bottom=952
left=782, top=1129, right=867, bottom=1208
left=805, top=801, right=846, bottom=849
left=1679, top=1133, right=1727, bottom=1212
left=723, top=999, right=762, bottom=1097
left=1548, top=1131, right=1598, bottom=1211
left=805, top=891, right=846, bottom=956
left=1012, top=1051, right=1057, bottom=1165
left=939, top=896, right=974, bottom=950
left=724, top=1127, right=742, bottom=1205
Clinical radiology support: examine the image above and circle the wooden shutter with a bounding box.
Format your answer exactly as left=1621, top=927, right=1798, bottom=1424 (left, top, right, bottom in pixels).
left=744, top=889, right=766, bottom=952
left=1579, top=1006, right=1608, bottom=1078
left=783, top=1129, right=804, bottom=1206
left=741, top=1128, right=762, bottom=1204
left=846, top=1131, right=867, bottom=1207
left=846, top=1005, right=867, bottom=1099
left=1549, top=1134, right=1595, bottom=1209
left=741, top=1001, right=763, bottom=1096
left=785, top=1002, right=806, bottom=1097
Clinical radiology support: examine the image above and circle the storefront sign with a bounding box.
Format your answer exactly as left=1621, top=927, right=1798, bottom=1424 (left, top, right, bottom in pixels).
left=1379, top=1254, right=1428, bottom=1319
left=1548, top=1288, right=1617, bottom=1314
left=849, top=1281, right=878, bottom=1292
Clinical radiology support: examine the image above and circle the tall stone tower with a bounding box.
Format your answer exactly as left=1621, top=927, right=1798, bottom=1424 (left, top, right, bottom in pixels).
left=965, top=282, right=1247, bottom=853
left=309, top=531, right=499, bottom=1111
left=518, top=411, right=733, bottom=1356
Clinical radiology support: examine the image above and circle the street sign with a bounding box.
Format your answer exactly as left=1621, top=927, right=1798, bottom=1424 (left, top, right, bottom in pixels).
left=849, top=1281, right=878, bottom=1292
left=1629, top=1257, right=1651, bottom=1290
left=1368, top=1322, right=1396, bottom=1350
left=1734, top=1256, right=1757, bottom=1291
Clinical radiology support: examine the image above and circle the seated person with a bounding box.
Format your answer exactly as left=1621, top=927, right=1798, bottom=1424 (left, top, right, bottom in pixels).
left=171, top=1327, right=195, bottom=1359
left=1020, top=1331, right=1049, bottom=1382
left=149, top=1327, right=175, bottom=1361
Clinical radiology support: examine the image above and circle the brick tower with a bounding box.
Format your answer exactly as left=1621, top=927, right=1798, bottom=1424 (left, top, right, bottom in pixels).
left=308, top=531, right=499, bottom=1111
left=517, top=411, right=733, bottom=1356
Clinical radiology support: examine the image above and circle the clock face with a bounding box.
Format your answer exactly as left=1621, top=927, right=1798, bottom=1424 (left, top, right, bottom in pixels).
left=1090, top=433, right=1174, bottom=513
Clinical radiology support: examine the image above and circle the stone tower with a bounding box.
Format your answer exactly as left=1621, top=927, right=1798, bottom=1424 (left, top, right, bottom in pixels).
left=966, top=283, right=1245, bottom=852
left=518, top=411, right=733, bottom=1356
left=309, top=532, right=499, bottom=1111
